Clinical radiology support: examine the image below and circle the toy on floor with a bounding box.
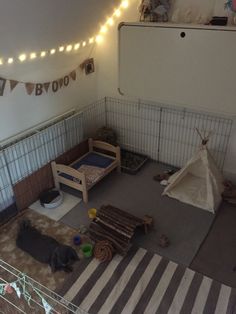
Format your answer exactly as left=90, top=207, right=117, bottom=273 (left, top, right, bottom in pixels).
left=88, top=208, right=97, bottom=219
left=16, top=220, right=79, bottom=272
left=158, top=234, right=170, bottom=248
left=73, top=235, right=81, bottom=246
left=81, top=243, right=93, bottom=258
left=89, top=205, right=154, bottom=256
left=94, top=240, right=114, bottom=262
left=77, top=225, right=88, bottom=234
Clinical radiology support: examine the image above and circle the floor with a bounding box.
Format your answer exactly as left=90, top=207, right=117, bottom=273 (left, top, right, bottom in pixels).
left=61, top=161, right=236, bottom=288
left=61, top=161, right=214, bottom=266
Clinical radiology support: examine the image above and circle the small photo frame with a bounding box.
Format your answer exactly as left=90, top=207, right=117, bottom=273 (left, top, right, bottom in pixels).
left=84, top=58, right=95, bottom=75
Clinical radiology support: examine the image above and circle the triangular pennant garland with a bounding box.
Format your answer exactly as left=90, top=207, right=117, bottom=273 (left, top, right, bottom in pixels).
left=25, top=83, right=35, bottom=95
left=59, top=78, right=64, bottom=88
left=69, top=70, right=77, bottom=81
left=43, top=82, right=50, bottom=93
left=9, top=80, right=19, bottom=92
left=0, top=78, right=6, bottom=96
left=0, top=64, right=81, bottom=96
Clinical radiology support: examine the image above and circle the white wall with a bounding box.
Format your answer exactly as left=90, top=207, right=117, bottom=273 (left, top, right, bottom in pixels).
left=96, top=0, right=236, bottom=180
left=0, top=0, right=120, bottom=141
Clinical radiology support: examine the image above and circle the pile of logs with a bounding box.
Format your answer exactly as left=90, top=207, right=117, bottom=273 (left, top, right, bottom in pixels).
left=89, top=205, right=152, bottom=255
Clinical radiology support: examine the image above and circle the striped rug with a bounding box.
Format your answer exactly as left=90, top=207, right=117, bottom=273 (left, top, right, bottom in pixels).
left=58, top=247, right=236, bottom=314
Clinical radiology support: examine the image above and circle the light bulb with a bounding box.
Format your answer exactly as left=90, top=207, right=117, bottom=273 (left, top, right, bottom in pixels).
left=100, top=25, right=108, bottom=33
left=82, top=41, right=87, bottom=47
left=66, top=45, right=72, bottom=52
left=96, top=35, right=103, bottom=44
left=59, top=46, right=65, bottom=52
left=74, top=43, right=80, bottom=50
left=114, top=9, right=121, bottom=17
left=30, top=52, right=36, bottom=59
left=50, top=49, right=56, bottom=54
left=19, top=54, right=26, bottom=62
left=0, top=59, right=3, bottom=65
left=107, top=17, right=114, bottom=26
left=89, top=37, right=94, bottom=44
left=121, top=0, right=129, bottom=8
left=40, top=51, right=46, bottom=57
left=8, top=58, right=13, bottom=64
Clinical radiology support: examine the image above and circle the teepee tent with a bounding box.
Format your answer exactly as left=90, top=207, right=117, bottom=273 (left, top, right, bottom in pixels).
left=163, top=134, right=224, bottom=213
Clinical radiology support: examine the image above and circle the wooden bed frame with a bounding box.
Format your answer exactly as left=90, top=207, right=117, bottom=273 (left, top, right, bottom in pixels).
left=51, top=138, right=121, bottom=203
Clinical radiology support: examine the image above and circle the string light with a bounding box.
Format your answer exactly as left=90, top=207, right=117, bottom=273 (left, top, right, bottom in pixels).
left=89, top=37, right=94, bottom=44
left=30, top=52, right=36, bottom=59
left=0, top=0, right=130, bottom=65
left=96, top=35, right=103, bottom=44
left=107, top=17, right=114, bottom=26
left=121, top=0, right=129, bottom=8
left=100, top=25, right=108, bottom=34
left=74, top=43, right=80, bottom=50
left=114, top=9, right=121, bottom=17
left=19, top=54, right=26, bottom=62
left=66, top=45, right=72, bottom=52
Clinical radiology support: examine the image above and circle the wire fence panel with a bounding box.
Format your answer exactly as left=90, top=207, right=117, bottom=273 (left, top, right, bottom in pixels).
left=3, top=121, right=67, bottom=185
left=104, top=97, right=232, bottom=170
left=65, top=112, right=84, bottom=150
left=82, top=99, right=106, bottom=138
left=0, top=152, right=14, bottom=211
left=106, top=97, right=161, bottom=159
left=0, top=112, right=84, bottom=212
left=0, top=260, right=87, bottom=314
left=159, top=108, right=233, bottom=169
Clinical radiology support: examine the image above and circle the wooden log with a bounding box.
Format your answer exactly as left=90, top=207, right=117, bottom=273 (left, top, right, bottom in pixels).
left=95, top=220, right=131, bottom=243
left=96, top=214, right=134, bottom=236
left=100, top=205, right=144, bottom=225
left=89, top=222, right=128, bottom=246
left=97, top=209, right=136, bottom=230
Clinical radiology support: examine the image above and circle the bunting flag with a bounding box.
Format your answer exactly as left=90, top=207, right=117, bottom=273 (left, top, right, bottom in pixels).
left=0, top=66, right=79, bottom=96
left=9, top=80, right=19, bottom=92
left=59, top=78, right=64, bottom=88
left=25, top=83, right=35, bottom=95
left=0, top=78, right=6, bottom=96
left=70, top=70, right=76, bottom=81
left=43, top=82, right=50, bottom=93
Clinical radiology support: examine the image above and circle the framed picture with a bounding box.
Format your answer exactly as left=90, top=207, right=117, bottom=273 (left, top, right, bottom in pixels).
left=85, top=58, right=95, bottom=75
left=0, top=78, right=6, bottom=96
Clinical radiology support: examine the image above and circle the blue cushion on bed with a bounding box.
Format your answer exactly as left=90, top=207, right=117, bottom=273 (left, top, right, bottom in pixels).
left=59, top=152, right=114, bottom=182
left=72, top=152, right=113, bottom=170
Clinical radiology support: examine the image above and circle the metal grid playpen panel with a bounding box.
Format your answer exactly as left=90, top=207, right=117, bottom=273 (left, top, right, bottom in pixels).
left=82, top=99, right=106, bottom=139
left=104, top=97, right=232, bottom=170
left=0, top=152, right=14, bottom=212
left=106, top=98, right=161, bottom=160
left=0, top=260, right=86, bottom=314
left=159, top=107, right=232, bottom=169
left=0, top=111, right=84, bottom=213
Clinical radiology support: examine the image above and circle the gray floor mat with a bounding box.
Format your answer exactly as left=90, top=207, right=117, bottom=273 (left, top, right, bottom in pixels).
left=60, top=161, right=215, bottom=267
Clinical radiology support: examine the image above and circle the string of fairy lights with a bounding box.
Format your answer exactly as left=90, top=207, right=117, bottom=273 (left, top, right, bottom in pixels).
left=0, top=0, right=130, bottom=66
